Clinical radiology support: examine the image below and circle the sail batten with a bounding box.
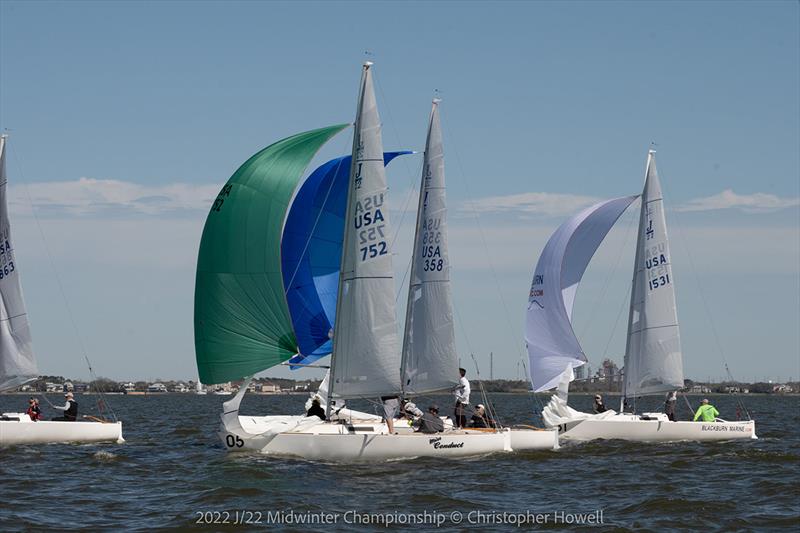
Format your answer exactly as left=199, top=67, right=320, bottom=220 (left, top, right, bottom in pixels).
left=400, top=100, right=459, bottom=395
left=328, top=63, right=402, bottom=400
left=622, top=151, right=684, bottom=398
left=0, top=136, right=38, bottom=392
left=194, top=124, right=348, bottom=385
left=526, top=195, right=638, bottom=392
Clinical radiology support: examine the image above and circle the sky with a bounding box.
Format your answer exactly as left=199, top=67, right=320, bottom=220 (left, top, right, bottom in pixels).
left=0, top=1, right=798, bottom=384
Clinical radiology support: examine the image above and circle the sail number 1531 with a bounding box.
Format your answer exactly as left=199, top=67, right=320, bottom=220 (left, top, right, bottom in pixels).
left=649, top=274, right=670, bottom=290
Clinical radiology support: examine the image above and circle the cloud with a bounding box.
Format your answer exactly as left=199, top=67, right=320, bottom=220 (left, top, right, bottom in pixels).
left=677, top=189, right=800, bottom=214
left=9, top=178, right=220, bottom=217
left=459, top=192, right=602, bottom=218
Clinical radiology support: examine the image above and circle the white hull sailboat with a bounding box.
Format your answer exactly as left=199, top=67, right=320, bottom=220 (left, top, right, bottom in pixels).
left=0, top=135, right=124, bottom=446
left=0, top=413, right=124, bottom=446
left=525, top=149, right=755, bottom=443
left=194, top=63, right=557, bottom=461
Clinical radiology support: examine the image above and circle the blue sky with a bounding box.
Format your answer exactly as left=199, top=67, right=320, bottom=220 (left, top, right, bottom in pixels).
left=1, top=1, right=798, bottom=383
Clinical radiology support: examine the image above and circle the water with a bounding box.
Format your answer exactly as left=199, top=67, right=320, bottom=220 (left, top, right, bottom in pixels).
left=1, top=393, right=798, bottom=531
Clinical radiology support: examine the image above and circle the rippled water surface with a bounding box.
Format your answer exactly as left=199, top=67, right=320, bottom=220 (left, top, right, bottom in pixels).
left=1, top=393, right=797, bottom=531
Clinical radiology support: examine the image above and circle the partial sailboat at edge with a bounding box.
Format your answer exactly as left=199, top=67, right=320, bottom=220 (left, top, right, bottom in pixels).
left=0, top=134, right=124, bottom=446
left=525, top=149, right=756, bottom=442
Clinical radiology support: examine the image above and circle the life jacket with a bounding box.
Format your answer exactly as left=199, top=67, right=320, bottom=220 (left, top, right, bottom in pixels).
left=65, top=400, right=78, bottom=421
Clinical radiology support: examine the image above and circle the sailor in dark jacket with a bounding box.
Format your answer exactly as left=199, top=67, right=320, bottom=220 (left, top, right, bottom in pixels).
left=306, top=398, right=326, bottom=420
left=51, top=392, right=78, bottom=421
left=413, top=405, right=444, bottom=434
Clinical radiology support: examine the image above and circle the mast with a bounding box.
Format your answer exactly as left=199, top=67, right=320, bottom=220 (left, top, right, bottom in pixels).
left=621, top=149, right=654, bottom=410
left=622, top=148, right=684, bottom=407
left=327, top=62, right=402, bottom=414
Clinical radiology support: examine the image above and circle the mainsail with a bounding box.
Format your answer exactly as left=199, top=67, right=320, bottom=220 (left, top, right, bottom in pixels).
left=0, top=135, right=37, bottom=392
left=194, top=124, right=348, bottom=385
left=328, top=63, right=402, bottom=400
left=400, top=99, right=459, bottom=395
left=526, top=195, right=637, bottom=392
left=623, top=150, right=683, bottom=397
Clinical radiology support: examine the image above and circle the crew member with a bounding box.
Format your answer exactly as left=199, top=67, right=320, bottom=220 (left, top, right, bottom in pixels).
left=306, top=397, right=326, bottom=420
left=51, top=392, right=78, bottom=421
left=453, top=368, right=470, bottom=428
left=26, top=398, right=42, bottom=421
left=414, top=405, right=444, bottom=434
left=381, top=395, right=400, bottom=434
left=400, top=398, right=423, bottom=420
left=593, top=394, right=607, bottom=413
left=664, top=391, right=677, bottom=421
left=693, top=399, right=719, bottom=422
left=470, top=404, right=495, bottom=428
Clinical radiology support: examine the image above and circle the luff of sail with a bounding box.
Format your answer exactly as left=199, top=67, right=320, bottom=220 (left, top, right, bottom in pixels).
left=328, top=63, right=402, bottom=399
left=0, top=135, right=37, bottom=392
left=526, top=195, right=637, bottom=392
left=400, top=99, right=459, bottom=395
left=623, top=150, right=683, bottom=397
left=194, top=124, right=348, bottom=385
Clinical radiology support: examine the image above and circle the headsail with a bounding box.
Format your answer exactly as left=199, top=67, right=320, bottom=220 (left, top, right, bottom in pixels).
left=400, top=99, right=459, bottom=395
left=328, top=63, right=402, bottom=400
left=526, top=195, right=638, bottom=392
left=194, top=124, right=348, bottom=385
left=623, top=150, right=683, bottom=397
left=0, top=135, right=38, bottom=392
left=281, top=151, right=410, bottom=368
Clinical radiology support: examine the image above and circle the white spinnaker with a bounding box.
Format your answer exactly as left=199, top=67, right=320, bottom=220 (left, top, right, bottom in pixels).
left=0, top=136, right=38, bottom=392
left=400, top=100, right=459, bottom=395
left=526, top=195, right=638, bottom=392
left=623, top=150, right=683, bottom=397
left=328, top=63, right=402, bottom=399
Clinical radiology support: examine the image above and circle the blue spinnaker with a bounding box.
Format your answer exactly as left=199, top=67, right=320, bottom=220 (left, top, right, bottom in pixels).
left=281, top=151, right=411, bottom=368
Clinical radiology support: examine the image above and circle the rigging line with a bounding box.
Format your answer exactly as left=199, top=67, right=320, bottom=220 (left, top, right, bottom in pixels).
left=8, top=143, right=118, bottom=421
left=659, top=164, right=751, bottom=419
left=372, top=70, right=426, bottom=250
left=439, top=105, right=526, bottom=362
left=395, top=255, right=413, bottom=303
left=578, top=202, right=638, bottom=340
left=599, top=282, right=632, bottom=363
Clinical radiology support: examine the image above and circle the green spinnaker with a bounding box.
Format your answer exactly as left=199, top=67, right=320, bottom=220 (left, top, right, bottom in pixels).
left=194, top=124, right=348, bottom=384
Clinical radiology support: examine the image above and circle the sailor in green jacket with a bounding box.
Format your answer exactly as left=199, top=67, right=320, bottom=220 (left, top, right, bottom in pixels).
left=693, top=399, right=720, bottom=422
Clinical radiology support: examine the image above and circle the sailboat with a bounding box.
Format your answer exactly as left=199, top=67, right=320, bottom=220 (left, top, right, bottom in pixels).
left=525, top=149, right=756, bottom=442
left=194, top=63, right=557, bottom=460
left=0, top=135, right=124, bottom=446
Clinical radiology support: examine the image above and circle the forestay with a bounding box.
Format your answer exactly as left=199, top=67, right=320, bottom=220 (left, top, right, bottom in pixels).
left=329, top=63, right=402, bottom=399
left=526, top=195, right=637, bottom=392
left=400, top=100, right=459, bottom=395
left=0, top=136, right=37, bottom=392
left=281, top=151, right=410, bottom=368
left=623, top=150, right=683, bottom=397
left=194, top=124, right=347, bottom=385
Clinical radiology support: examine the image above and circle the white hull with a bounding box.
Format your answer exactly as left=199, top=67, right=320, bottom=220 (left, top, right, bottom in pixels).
left=222, top=414, right=557, bottom=461
left=0, top=413, right=124, bottom=446
left=555, top=413, right=756, bottom=442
